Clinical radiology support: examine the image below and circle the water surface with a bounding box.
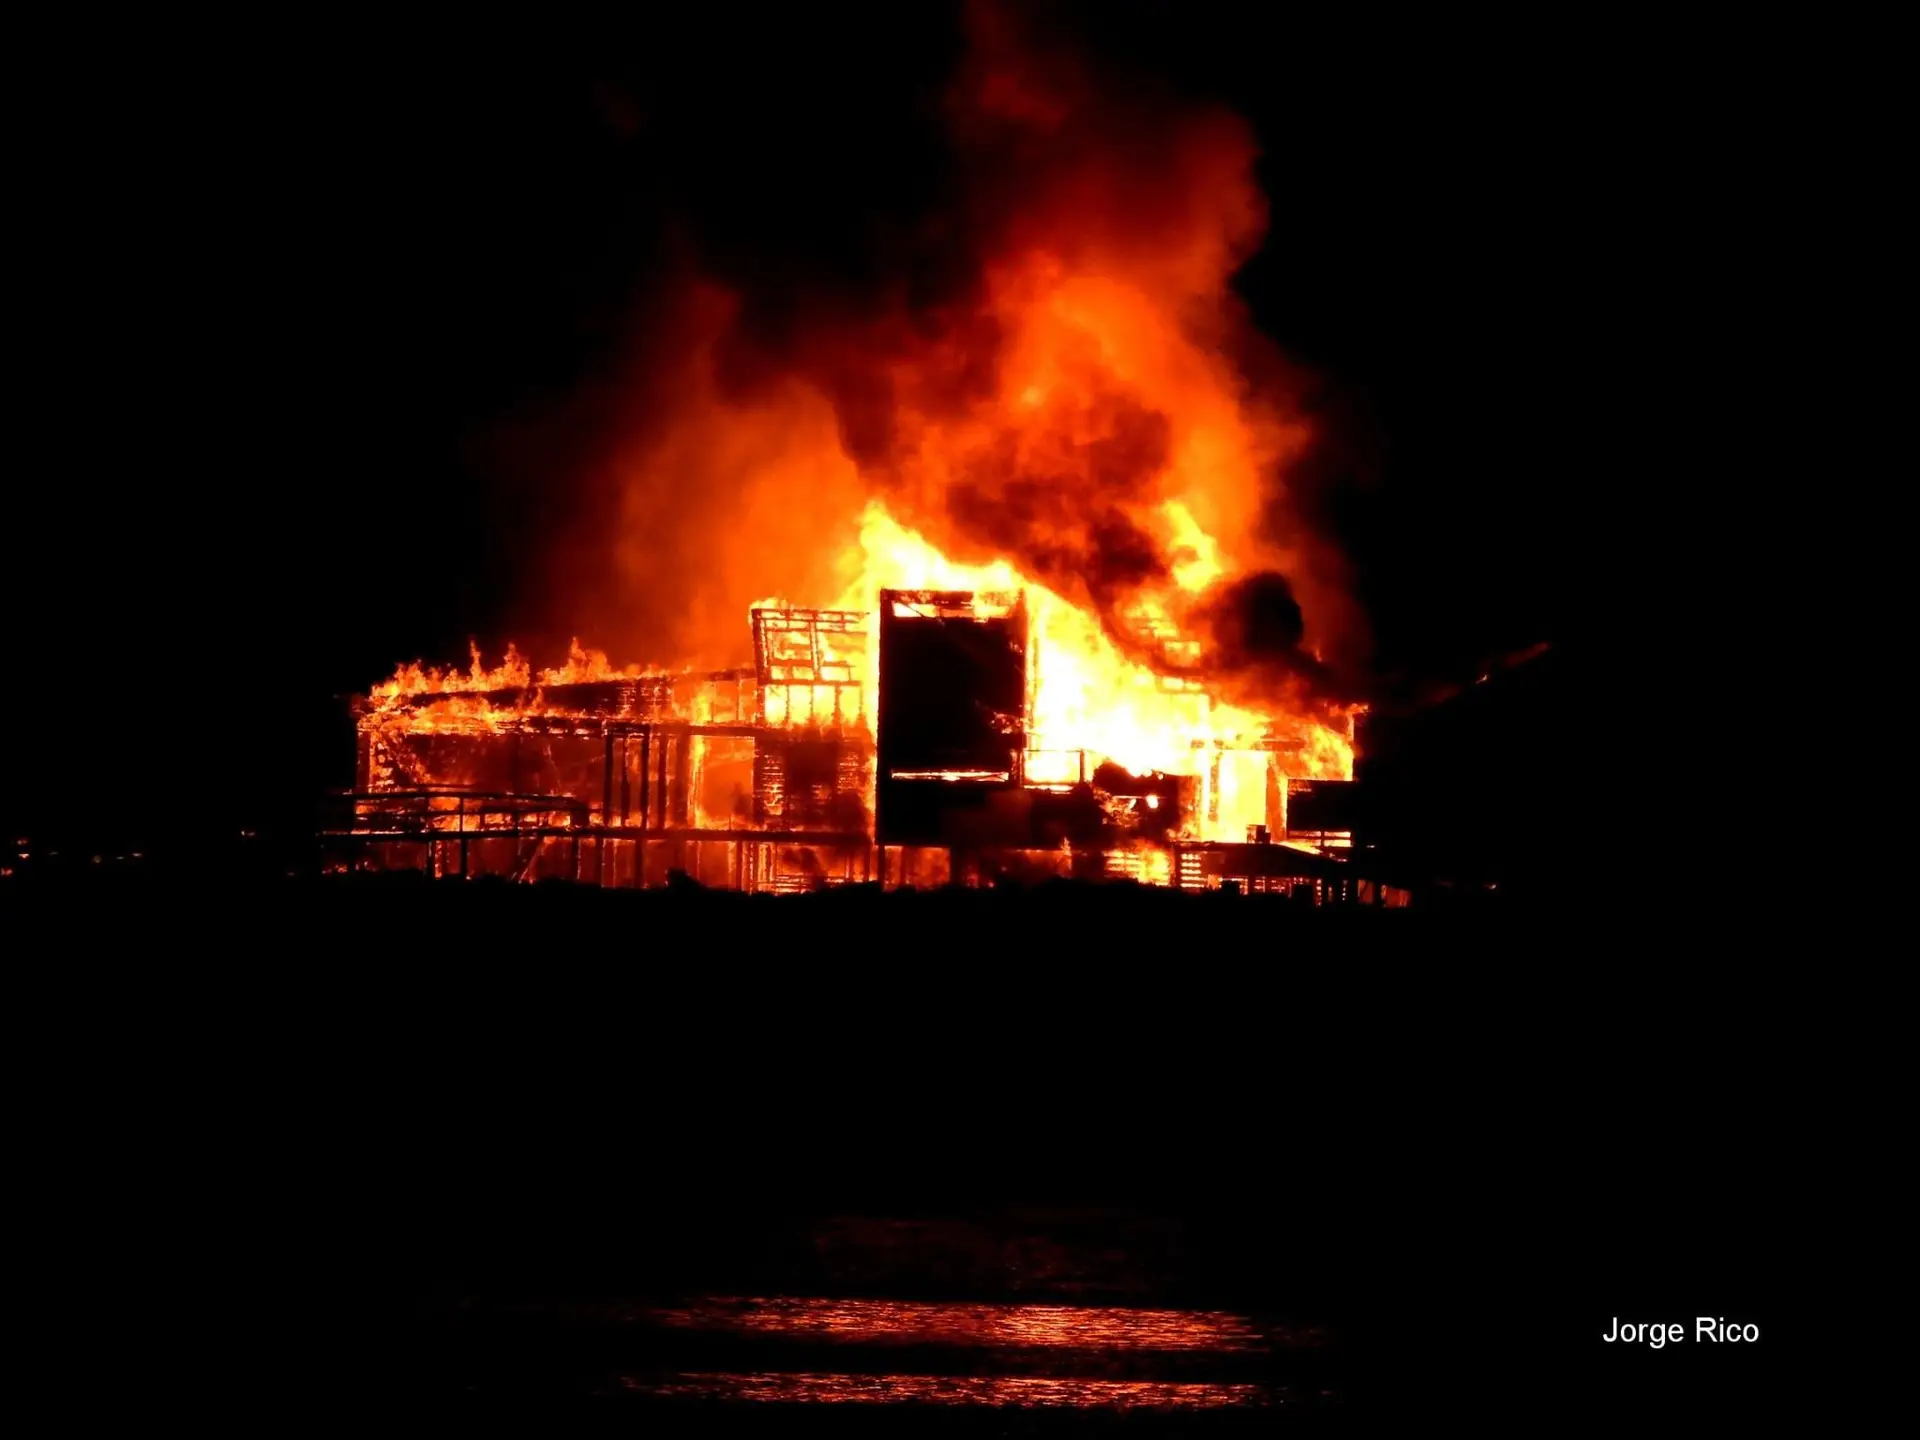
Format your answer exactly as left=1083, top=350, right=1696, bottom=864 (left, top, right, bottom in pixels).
left=427, top=1213, right=1345, bottom=1419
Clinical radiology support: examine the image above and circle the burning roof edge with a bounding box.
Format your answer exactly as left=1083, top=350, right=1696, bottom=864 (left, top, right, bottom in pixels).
left=349, top=668, right=759, bottom=715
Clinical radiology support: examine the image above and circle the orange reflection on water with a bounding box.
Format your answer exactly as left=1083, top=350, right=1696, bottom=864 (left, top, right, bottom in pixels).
left=622, top=1371, right=1272, bottom=1408
left=650, top=1297, right=1266, bottom=1352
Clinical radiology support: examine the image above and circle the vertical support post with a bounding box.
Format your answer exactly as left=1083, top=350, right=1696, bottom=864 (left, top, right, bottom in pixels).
left=601, top=731, right=615, bottom=827
left=638, top=730, right=652, bottom=830
left=654, top=731, right=668, bottom=826
left=618, top=734, right=631, bottom=825
left=663, top=730, right=682, bottom=878
left=599, top=730, right=615, bottom=887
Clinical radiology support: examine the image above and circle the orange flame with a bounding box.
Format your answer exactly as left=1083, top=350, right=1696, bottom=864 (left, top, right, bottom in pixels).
left=359, top=4, right=1364, bottom=859
left=757, top=502, right=1354, bottom=783
left=369, top=639, right=649, bottom=704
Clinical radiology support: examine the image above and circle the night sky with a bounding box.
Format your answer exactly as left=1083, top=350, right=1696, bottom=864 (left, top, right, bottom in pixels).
left=11, top=5, right=1789, bottom=852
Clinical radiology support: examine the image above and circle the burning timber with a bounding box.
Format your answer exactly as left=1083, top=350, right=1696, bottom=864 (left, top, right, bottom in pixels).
left=324, top=595, right=1366, bottom=899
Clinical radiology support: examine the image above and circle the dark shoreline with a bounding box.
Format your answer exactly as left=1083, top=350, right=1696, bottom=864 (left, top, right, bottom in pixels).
left=9, top=870, right=1815, bottom=1420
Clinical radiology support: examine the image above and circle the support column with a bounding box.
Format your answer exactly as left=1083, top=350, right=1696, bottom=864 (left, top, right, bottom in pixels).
left=600, top=731, right=615, bottom=887
left=618, top=735, right=631, bottom=824
left=601, top=732, right=615, bottom=825
left=638, top=730, right=653, bottom=829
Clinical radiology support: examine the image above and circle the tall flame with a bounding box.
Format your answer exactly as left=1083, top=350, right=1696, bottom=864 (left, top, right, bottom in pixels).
left=758, top=502, right=1354, bottom=785
left=365, top=3, right=1363, bottom=852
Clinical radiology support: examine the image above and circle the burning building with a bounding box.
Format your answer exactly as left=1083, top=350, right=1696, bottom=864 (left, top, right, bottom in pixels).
left=327, top=575, right=1361, bottom=895
left=320, top=7, right=1380, bottom=893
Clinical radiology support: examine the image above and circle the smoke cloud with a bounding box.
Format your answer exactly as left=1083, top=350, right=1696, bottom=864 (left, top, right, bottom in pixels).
left=538, top=0, right=1366, bottom=709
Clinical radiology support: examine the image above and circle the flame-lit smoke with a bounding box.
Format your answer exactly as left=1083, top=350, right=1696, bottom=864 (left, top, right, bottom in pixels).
left=668, top=4, right=1366, bottom=696
left=393, top=1, right=1366, bottom=794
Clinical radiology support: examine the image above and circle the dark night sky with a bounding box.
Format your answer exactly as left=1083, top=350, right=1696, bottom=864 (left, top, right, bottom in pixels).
left=10, top=5, right=1814, bottom=849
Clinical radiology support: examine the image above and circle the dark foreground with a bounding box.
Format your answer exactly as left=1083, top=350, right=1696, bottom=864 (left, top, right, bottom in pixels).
left=7, top=873, right=1825, bottom=1423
